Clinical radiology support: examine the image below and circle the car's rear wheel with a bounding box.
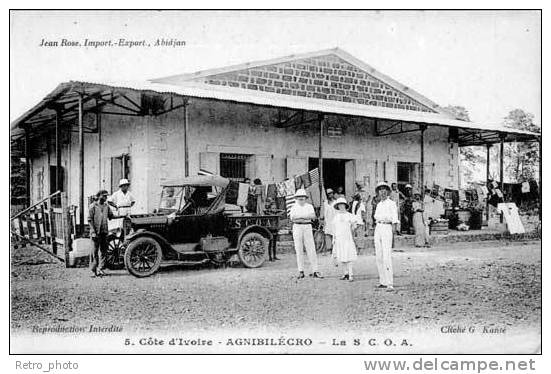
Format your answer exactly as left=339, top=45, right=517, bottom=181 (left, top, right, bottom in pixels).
left=237, top=232, right=268, bottom=268
left=124, top=237, right=163, bottom=277
left=105, top=234, right=125, bottom=270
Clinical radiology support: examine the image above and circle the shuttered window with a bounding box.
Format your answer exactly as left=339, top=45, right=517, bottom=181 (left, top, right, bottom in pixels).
left=111, top=154, right=131, bottom=193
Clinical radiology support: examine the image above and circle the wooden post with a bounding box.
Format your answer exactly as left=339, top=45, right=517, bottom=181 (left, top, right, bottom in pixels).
left=18, top=217, right=25, bottom=245
left=485, top=144, right=491, bottom=225
left=499, top=134, right=505, bottom=191
left=34, top=206, right=42, bottom=242
left=96, top=101, right=102, bottom=189
left=183, top=98, right=189, bottom=177
left=26, top=211, right=33, bottom=240
left=318, top=113, right=324, bottom=208
left=60, top=192, right=71, bottom=266
left=78, top=94, right=85, bottom=236
left=48, top=196, right=57, bottom=254
left=420, top=124, right=427, bottom=192
left=499, top=135, right=505, bottom=224
left=55, top=109, right=62, bottom=196
left=24, top=126, right=31, bottom=207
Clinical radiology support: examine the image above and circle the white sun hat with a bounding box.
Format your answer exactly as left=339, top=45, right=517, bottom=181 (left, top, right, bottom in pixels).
left=375, top=181, right=391, bottom=191
left=294, top=188, right=308, bottom=198
left=333, top=197, right=349, bottom=210
left=119, top=178, right=130, bottom=186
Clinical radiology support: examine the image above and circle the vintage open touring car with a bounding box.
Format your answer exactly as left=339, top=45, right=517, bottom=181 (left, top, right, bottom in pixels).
left=105, top=176, right=280, bottom=277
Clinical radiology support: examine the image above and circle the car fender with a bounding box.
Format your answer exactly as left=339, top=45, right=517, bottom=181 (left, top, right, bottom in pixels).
left=123, top=229, right=174, bottom=256
left=237, top=225, right=273, bottom=246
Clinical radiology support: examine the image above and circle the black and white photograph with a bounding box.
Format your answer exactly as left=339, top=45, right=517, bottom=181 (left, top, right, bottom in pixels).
left=9, top=10, right=542, bottom=357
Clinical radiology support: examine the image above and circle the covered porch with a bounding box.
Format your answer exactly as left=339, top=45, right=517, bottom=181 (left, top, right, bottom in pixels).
left=10, top=80, right=541, bottom=259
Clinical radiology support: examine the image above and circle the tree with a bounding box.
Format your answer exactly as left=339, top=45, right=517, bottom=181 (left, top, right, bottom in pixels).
left=11, top=154, right=27, bottom=208
left=444, top=105, right=485, bottom=186
left=503, top=109, right=541, bottom=182
left=444, top=105, right=470, bottom=122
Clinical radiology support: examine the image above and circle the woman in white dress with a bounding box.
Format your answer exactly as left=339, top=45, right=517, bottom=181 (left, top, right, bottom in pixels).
left=331, top=197, right=362, bottom=281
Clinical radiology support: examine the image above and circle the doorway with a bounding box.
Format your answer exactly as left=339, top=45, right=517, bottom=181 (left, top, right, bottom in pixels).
left=397, top=161, right=419, bottom=194
left=309, top=158, right=354, bottom=196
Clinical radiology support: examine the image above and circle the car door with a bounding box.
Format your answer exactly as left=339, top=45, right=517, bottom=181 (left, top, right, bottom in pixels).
left=170, top=214, right=203, bottom=244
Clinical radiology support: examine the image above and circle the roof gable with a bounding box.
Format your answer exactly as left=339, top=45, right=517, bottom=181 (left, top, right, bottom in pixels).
left=152, top=48, right=447, bottom=115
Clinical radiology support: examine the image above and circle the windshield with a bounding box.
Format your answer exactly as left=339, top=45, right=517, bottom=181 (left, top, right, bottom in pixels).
left=159, top=186, right=184, bottom=211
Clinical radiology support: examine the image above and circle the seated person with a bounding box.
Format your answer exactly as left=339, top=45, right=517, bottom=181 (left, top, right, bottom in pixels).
left=181, top=187, right=209, bottom=214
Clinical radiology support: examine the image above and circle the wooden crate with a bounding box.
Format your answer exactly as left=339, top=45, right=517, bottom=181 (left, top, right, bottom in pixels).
left=430, top=220, right=449, bottom=235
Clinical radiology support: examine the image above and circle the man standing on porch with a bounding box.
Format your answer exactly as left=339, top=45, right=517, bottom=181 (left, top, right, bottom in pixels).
left=108, top=179, right=136, bottom=216
left=289, top=189, right=323, bottom=279
left=373, top=182, right=399, bottom=291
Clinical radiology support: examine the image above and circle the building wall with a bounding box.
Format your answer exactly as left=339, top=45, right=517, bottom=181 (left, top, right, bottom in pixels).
left=29, top=95, right=459, bottom=221
left=162, top=98, right=459, bottom=195
left=28, top=96, right=152, bottom=223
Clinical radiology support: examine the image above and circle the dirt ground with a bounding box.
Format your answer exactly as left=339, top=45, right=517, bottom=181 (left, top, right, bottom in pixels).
left=11, top=240, right=541, bottom=336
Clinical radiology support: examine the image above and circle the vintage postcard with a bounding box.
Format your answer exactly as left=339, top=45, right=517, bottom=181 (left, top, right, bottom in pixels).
left=9, top=10, right=541, bottom=356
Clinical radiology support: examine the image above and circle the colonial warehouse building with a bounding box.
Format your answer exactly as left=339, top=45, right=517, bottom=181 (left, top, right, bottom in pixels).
left=11, top=48, right=539, bottom=228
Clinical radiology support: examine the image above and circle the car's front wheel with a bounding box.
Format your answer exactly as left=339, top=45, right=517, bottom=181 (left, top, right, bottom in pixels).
left=237, top=232, right=268, bottom=268
left=124, top=237, right=163, bottom=277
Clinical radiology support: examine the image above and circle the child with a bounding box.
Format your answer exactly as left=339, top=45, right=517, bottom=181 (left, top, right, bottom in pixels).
left=331, top=197, right=362, bottom=281
left=350, top=193, right=367, bottom=237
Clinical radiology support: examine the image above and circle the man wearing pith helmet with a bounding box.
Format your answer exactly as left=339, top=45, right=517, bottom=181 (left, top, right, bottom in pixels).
left=373, top=181, right=399, bottom=291
left=289, top=188, right=323, bottom=279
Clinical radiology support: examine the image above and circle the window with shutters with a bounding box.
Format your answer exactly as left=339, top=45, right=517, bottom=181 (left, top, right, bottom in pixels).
left=219, top=153, right=251, bottom=181
left=111, top=154, right=131, bottom=193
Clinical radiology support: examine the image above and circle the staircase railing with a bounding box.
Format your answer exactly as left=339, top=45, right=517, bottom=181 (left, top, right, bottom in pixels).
left=10, top=191, right=75, bottom=264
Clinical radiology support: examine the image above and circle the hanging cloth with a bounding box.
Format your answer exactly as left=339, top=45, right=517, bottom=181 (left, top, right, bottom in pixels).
left=284, top=178, right=296, bottom=196
left=300, top=173, right=312, bottom=189
left=266, top=184, right=278, bottom=200
left=225, top=181, right=239, bottom=205
left=309, top=168, right=320, bottom=185
left=276, top=182, right=287, bottom=197
left=307, top=182, right=321, bottom=208
left=285, top=196, right=296, bottom=217
left=294, top=176, right=303, bottom=190
left=237, top=183, right=249, bottom=207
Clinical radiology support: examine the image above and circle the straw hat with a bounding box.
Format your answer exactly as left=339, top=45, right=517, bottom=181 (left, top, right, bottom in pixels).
left=294, top=188, right=308, bottom=198
left=405, top=184, right=413, bottom=189
left=119, top=178, right=130, bottom=187
left=333, top=197, right=349, bottom=210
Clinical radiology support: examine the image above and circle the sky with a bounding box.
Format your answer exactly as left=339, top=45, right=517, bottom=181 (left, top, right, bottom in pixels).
left=9, top=10, right=541, bottom=126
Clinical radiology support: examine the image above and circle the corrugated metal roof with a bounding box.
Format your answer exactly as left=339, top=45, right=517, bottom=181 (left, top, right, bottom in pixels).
left=81, top=79, right=540, bottom=137
left=11, top=79, right=540, bottom=141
